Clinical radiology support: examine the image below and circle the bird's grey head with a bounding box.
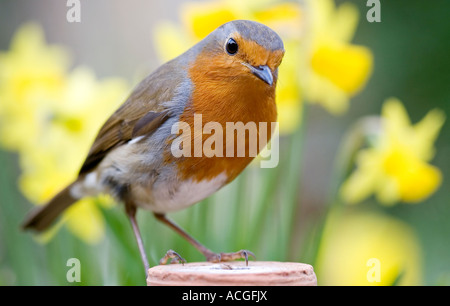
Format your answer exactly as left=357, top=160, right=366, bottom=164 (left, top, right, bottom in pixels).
left=198, top=20, right=285, bottom=86
left=220, top=20, right=284, bottom=53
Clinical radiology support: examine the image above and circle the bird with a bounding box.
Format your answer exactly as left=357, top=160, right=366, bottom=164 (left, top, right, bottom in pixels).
left=22, top=20, right=285, bottom=274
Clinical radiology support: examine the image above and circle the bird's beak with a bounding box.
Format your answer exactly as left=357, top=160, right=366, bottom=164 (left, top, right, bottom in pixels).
left=243, top=64, right=274, bottom=86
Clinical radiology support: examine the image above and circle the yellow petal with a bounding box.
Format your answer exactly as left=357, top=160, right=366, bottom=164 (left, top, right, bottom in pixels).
left=275, top=42, right=303, bottom=133
left=382, top=145, right=442, bottom=203
left=397, top=160, right=442, bottom=203
left=253, top=2, right=303, bottom=38
left=276, top=101, right=302, bottom=134
left=96, top=193, right=117, bottom=209
left=340, top=149, right=382, bottom=204
left=302, top=0, right=373, bottom=115
left=254, top=2, right=301, bottom=22
left=413, top=108, right=446, bottom=161
left=375, top=175, right=400, bottom=205
left=316, top=210, right=422, bottom=285
left=332, top=2, right=359, bottom=42
left=0, top=23, right=69, bottom=151
left=340, top=170, right=374, bottom=204
left=311, top=43, right=373, bottom=95
left=340, top=167, right=377, bottom=204
left=308, top=0, right=334, bottom=34
left=64, top=198, right=105, bottom=244
left=307, top=0, right=358, bottom=42
left=182, top=2, right=238, bottom=39
left=381, top=98, right=412, bottom=136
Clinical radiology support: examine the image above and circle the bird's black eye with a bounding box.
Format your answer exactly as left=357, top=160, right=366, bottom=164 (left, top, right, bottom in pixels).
left=226, top=38, right=238, bottom=55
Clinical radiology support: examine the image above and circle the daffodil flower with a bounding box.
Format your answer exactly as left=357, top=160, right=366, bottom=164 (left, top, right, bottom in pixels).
left=340, top=98, right=445, bottom=205
left=301, top=0, right=373, bottom=114
left=0, top=23, right=129, bottom=244
left=0, top=23, right=69, bottom=150
left=316, top=210, right=422, bottom=285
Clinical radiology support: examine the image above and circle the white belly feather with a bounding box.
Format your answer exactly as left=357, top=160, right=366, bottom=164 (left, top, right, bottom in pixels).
left=136, top=172, right=228, bottom=213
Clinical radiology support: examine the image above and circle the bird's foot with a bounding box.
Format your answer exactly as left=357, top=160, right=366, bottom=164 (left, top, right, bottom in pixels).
left=159, top=249, right=187, bottom=265
left=204, top=249, right=255, bottom=266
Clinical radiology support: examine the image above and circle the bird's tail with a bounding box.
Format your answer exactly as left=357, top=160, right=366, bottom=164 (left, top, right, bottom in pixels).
left=22, top=182, right=78, bottom=232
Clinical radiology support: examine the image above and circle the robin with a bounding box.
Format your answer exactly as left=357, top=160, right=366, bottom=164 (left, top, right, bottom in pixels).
left=22, top=20, right=285, bottom=274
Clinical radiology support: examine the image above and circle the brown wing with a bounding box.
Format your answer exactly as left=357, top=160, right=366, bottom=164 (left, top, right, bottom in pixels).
left=78, top=60, right=184, bottom=175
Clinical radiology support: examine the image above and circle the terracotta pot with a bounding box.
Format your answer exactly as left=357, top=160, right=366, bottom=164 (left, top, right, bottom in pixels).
left=147, top=261, right=317, bottom=286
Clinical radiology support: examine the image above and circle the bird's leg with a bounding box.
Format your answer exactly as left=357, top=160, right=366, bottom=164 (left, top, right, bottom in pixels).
left=153, top=213, right=216, bottom=260
left=125, top=204, right=150, bottom=275
left=154, top=213, right=255, bottom=266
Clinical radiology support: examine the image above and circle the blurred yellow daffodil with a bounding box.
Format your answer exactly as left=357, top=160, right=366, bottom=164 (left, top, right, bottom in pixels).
left=301, top=0, right=373, bottom=114
left=0, top=23, right=69, bottom=150
left=340, top=98, right=445, bottom=205
left=316, top=209, right=422, bottom=285
left=0, top=23, right=129, bottom=244
left=153, top=0, right=303, bottom=133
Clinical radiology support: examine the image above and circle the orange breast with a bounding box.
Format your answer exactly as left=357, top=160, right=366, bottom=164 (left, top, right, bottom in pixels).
left=166, top=51, right=277, bottom=183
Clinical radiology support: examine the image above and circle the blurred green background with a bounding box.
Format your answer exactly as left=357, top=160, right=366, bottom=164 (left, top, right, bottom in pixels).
left=0, top=0, right=449, bottom=285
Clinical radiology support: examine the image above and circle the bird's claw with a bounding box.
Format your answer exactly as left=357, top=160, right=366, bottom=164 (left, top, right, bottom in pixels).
left=159, top=249, right=186, bottom=265
left=205, top=249, right=255, bottom=266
